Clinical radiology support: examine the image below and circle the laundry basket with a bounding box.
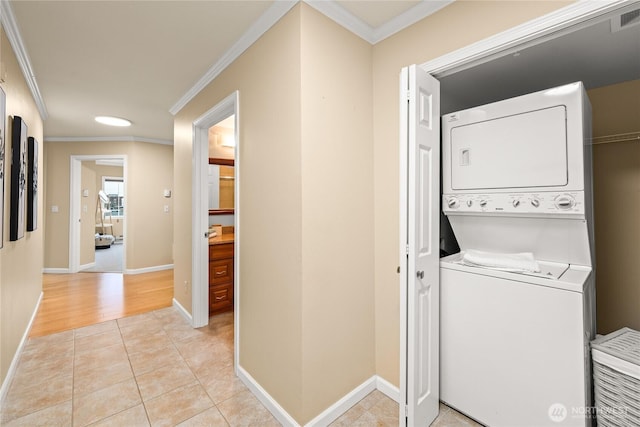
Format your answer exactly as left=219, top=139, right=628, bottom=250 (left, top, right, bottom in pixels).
left=591, top=328, right=640, bottom=427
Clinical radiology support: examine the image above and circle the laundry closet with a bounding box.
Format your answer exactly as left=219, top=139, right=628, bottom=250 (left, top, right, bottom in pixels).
left=438, top=12, right=640, bottom=336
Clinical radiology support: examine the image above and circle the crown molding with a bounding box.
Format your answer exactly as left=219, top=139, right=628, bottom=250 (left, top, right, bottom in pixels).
left=44, top=136, right=173, bottom=145
left=303, top=0, right=454, bottom=44
left=169, top=0, right=297, bottom=116
left=371, top=0, right=453, bottom=43
left=303, top=0, right=375, bottom=43
left=0, top=0, right=48, bottom=120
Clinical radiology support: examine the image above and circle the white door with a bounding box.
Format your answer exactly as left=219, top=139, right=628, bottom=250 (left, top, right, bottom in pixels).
left=400, top=64, right=440, bottom=427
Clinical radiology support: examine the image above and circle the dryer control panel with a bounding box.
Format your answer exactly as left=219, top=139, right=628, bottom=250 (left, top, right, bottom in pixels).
left=443, top=191, right=585, bottom=217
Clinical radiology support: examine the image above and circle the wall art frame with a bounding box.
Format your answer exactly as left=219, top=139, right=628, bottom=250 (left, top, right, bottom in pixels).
left=27, top=136, right=38, bottom=231
left=10, top=116, right=27, bottom=241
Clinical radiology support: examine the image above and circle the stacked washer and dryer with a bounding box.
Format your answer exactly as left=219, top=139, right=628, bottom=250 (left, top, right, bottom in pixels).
left=439, top=82, right=597, bottom=426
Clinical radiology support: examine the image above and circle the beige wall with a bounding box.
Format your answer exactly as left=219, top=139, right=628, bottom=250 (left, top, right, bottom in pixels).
left=0, top=28, right=44, bottom=384
left=371, top=0, right=573, bottom=386
left=299, top=5, right=374, bottom=420
left=44, top=141, right=173, bottom=271
left=174, top=5, right=304, bottom=420
left=588, top=79, right=640, bottom=333
left=80, top=163, right=96, bottom=266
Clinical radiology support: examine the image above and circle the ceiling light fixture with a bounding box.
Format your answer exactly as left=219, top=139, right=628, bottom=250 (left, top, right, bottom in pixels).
left=95, top=116, right=132, bottom=127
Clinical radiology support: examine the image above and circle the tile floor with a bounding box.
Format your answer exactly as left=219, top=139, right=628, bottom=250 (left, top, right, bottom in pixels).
left=1, top=306, right=480, bottom=426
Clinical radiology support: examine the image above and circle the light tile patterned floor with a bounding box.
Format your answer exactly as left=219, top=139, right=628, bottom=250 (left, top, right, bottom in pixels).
left=2, top=305, right=480, bottom=426
left=1, top=308, right=278, bottom=427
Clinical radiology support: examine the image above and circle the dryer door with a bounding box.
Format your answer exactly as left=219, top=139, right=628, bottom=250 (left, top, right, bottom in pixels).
left=449, top=105, right=568, bottom=190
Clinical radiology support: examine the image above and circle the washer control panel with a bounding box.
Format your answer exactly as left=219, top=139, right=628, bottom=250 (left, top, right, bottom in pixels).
left=443, top=191, right=585, bottom=216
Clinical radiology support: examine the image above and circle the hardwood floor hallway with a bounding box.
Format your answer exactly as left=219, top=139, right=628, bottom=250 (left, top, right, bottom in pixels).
left=30, top=270, right=174, bottom=337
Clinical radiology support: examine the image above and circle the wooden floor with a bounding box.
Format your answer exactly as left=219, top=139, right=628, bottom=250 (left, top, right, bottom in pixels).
left=29, top=270, right=174, bottom=338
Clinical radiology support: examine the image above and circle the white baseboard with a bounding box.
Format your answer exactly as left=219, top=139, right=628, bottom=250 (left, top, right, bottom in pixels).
left=376, top=376, right=400, bottom=403
left=125, top=264, right=173, bottom=275
left=0, top=292, right=43, bottom=404
left=305, top=376, right=377, bottom=426
left=79, top=262, right=96, bottom=271
left=172, top=298, right=192, bottom=324
left=237, top=365, right=299, bottom=427
left=42, top=268, right=70, bottom=274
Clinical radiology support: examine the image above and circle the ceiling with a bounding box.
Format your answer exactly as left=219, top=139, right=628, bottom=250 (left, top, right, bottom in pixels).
left=6, top=0, right=448, bottom=143
left=5, top=1, right=640, bottom=144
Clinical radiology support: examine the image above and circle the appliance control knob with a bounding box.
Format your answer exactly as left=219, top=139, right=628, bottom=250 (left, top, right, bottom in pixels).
left=479, top=199, right=487, bottom=207
left=447, top=198, right=459, bottom=209
left=555, top=195, right=575, bottom=210
left=466, top=200, right=473, bottom=207
left=512, top=199, right=520, bottom=208
left=531, top=198, right=540, bottom=208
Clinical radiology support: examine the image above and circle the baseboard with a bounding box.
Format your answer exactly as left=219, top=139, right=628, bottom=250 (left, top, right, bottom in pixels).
left=172, top=298, right=192, bottom=324
left=79, top=262, right=96, bottom=271
left=0, top=292, right=43, bottom=404
left=305, top=376, right=377, bottom=426
left=42, top=268, right=70, bottom=274
left=376, top=376, right=400, bottom=403
left=125, top=264, right=174, bottom=275
left=237, top=365, right=299, bottom=427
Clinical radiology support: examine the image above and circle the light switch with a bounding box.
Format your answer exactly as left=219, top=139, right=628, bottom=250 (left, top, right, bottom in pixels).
left=51, top=205, right=59, bottom=213
left=163, top=189, right=172, bottom=198
left=82, top=189, right=89, bottom=197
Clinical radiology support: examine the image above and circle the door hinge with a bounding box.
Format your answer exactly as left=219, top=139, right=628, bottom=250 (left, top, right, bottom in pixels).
left=406, top=90, right=412, bottom=101
left=405, top=244, right=410, bottom=255
left=405, top=404, right=409, bottom=414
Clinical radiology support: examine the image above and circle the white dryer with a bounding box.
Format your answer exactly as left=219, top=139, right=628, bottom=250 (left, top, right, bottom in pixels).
left=440, top=82, right=596, bottom=427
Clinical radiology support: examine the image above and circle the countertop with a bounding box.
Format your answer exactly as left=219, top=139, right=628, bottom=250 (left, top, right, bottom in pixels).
left=209, top=233, right=235, bottom=246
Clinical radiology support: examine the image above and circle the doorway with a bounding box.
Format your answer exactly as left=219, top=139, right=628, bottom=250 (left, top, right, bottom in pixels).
left=399, top=1, right=638, bottom=425
left=69, top=154, right=127, bottom=273
left=191, top=91, right=239, bottom=368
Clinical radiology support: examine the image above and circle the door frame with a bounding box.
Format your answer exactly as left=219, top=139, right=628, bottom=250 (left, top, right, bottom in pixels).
left=191, top=91, right=240, bottom=367
left=69, top=154, right=128, bottom=273
left=399, top=0, right=632, bottom=424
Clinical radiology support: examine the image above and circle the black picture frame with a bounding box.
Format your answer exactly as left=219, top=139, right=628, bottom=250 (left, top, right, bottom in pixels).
left=10, top=116, right=27, bottom=241
left=0, top=88, right=6, bottom=249
left=27, top=137, right=38, bottom=232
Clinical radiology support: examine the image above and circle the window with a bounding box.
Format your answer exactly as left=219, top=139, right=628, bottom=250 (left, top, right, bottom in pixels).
left=103, top=177, right=124, bottom=216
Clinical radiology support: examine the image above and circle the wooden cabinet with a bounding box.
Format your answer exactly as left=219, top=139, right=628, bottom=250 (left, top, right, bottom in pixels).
left=209, top=242, right=234, bottom=314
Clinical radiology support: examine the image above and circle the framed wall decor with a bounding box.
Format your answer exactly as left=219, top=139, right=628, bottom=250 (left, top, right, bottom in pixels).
left=27, top=137, right=38, bottom=231
left=10, top=116, right=27, bottom=241
left=0, top=88, right=5, bottom=248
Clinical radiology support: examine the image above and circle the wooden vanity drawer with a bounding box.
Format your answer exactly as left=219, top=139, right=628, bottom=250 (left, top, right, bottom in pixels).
left=209, top=258, right=233, bottom=285
left=209, top=242, right=234, bottom=260
left=209, top=283, right=233, bottom=312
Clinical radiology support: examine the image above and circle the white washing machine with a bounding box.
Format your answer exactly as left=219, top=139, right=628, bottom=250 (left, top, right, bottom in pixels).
left=440, top=83, right=596, bottom=426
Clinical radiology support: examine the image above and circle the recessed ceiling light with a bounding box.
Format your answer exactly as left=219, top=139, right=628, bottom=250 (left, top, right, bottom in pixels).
left=95, top=116, right=132, bottom=127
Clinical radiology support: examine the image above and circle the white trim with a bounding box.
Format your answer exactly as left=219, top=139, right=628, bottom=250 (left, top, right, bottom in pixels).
left=303, top=0, right=374, bottom=43
left=42, top=267, right=71, bottom=274
left=305, top=376, right=378, bottom=427
left=124, top=264, right=174, bottom=275
left=237, top=365, right=299, bottom=427
left=304, top=0, right=453, bottom=44
left=191, top=91, right=239, bottom=331
left=169, top=1, right=296, bottom=115
left=45, top=136, right=173, bottom=146
left=79, top=262, right=96, bottom=271
left=0, top=292, right=43, bottom=404
left=172, top=298, right=193, bottom=324
left=375, top=376, right=400, bottom=403
left=0, top=0, right=48, bottom=120
left=370, top=1, right=453, bottom=44
left=420, top=0, right=635, bottom=77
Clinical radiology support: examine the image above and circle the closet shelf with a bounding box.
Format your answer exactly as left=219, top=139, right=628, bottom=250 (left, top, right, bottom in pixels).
left=591, top=131, right=640, bottom=145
